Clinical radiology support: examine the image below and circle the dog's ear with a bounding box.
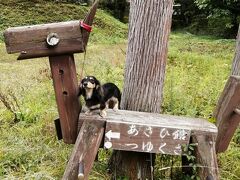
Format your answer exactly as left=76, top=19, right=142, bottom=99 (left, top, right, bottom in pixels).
left=78, top=82, right=83, bottom=96
left=95, top=79, right=101, bottom=90
left=95, top=79, right=104, bottom=96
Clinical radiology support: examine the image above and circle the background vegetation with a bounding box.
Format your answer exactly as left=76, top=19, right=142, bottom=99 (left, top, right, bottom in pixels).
left=62, top=0, right=240, bottom=38
left=0, top=0, right=240, bottom=179
left=173, top=0, right=240, bottom=38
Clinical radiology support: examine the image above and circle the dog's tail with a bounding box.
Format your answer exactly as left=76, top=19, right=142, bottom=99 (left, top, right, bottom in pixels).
left=115, top=87, right=121, bottom=109
left=118, top=93, right=121, bottom=109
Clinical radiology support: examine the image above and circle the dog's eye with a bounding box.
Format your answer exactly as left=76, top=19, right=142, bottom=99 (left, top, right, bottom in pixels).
left=90, top=80, right=95, bottom=84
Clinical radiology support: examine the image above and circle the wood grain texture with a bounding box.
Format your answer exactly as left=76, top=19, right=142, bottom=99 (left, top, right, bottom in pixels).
left=104, top=122, right=191, bottom=155
left=78, top=110, right=218, bottom=178
left=80, top=110, right=217, bottom=155
left=192, top=134, right=219, bottom=180
left=231, top=25, right=240, bottom=75
left=4, top=21, right=84, bottom=59
left=214, top=75, right=240, bottom=153
left=104, top=110, right=217, bottom=135
left=62, top=118, right=105, bottom=180
left=121, top=0, right=173, bottom=113
left=80, top=110, right=217, bottom=135
left=49, top=55, right=81, bottom=144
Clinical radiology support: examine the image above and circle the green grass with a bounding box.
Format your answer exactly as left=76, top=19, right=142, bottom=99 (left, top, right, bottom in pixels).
left=164, top=32, right=234, bottom=118
left=0, top=42, right=126, bottom=179
left=0, top=1, right=240, bottom=179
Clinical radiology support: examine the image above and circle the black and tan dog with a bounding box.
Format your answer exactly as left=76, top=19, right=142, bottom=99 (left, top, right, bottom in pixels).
left=78, top=76, right=121, bottom=117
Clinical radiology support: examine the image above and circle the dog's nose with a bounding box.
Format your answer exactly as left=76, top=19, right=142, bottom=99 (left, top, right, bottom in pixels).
left=83, top=82, right=88, bottom=87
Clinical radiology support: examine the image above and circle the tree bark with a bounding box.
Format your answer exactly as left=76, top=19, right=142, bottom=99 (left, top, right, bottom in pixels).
left=109, top=0, right=173, bottom=179
left=121, top=0, right=173, bottom=113
left=231, top=24, right=240, bottom=76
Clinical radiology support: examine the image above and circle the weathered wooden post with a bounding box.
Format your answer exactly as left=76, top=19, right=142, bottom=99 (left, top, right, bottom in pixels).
left=62, top=116, right=106, bottom=179
left=215, top=24, right=240, bottom=153
left=3, top=2, right=99, bottom=144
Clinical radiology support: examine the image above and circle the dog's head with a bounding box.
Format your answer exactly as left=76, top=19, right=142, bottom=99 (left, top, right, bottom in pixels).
left=78, top=76, right=101, bottom=97
left=80, top=76, right=100, bottom=89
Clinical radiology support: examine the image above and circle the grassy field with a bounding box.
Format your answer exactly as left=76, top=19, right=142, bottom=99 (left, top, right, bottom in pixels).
left=0, top=0, right=240, bottom=179
left=1, top=32, right=240, bottom=179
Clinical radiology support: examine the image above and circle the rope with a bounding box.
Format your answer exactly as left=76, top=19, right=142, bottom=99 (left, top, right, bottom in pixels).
left=150, top=153, right=154, bottom=180
left=80, top=24, right=87, bottom=80
left=80, top=50, right=87, bottom=80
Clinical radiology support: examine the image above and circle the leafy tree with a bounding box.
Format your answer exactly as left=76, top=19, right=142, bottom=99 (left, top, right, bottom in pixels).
left=173, top=0, right=203, bottom=30
left=100, top=0, right=129, bottom=22
left=195, top=0, right=240, bottom=38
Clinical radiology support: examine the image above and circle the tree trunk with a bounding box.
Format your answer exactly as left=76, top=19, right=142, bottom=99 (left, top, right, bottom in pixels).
left=121, top=0, right=173, bottom=113
left=109, top=0, right=173, bottom=179
left=231, top=24, right=240, bottom=75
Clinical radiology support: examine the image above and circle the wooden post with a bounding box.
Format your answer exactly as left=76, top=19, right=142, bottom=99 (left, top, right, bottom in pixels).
left=214, top=25, right=240, bottom=152
left=192, top=134, right=219, bottom=180
left=49, top=55, right=81, bottom=144
left=214, top=76, right=240, bottom=153
left=3, top=1, right=99, bottom=144
left=62, top=117, right=105, bottom=180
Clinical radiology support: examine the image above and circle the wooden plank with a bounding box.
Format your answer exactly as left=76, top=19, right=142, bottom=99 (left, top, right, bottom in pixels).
left=49, top=55, right=81, bottom=144
left=214, top=75, right=240, bottom=153
left=80, top=110, right=217, bottom=154
left=192, top=134, right=219, bottom=180
left=80, top=110, right=218, bottom=135
left=104, top=110, right=217, bottom=135
left=216, top=112, right=240, bottom=153
left=104, top=121, right=191, bottom=155
left=62, top=118, right=105, bottom=180
left=4, top=21, right=84, bottom=59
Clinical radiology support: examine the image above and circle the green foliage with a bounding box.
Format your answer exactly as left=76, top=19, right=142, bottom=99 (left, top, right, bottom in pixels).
left=174, top=0, right=240, bottom=38
left=233, top=128, right=240, bottom=144
left=207, top=9, right=233, bottom=37
left=182, top=143, right=200, bottom=180
left=99, top=0, right=129, bottom=23
left=193, top=0, right=240, bottom=38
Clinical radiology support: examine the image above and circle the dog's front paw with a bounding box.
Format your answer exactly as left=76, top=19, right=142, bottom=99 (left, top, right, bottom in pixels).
left=85, top=110, right=92, bottom=116
left=113, top=106, right=119, bottom=112
left=100, top=110, right=107, bottom=118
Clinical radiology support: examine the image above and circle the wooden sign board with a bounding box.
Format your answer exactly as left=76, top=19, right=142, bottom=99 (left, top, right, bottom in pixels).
left=80, top=110, right=217, bottom=154
left=104, top=122, right=191, bottom=155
